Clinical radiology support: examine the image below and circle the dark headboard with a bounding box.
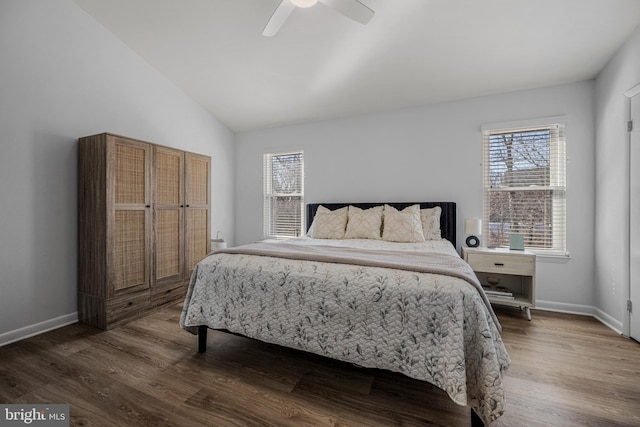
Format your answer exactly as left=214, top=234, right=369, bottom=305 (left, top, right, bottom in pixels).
left=306, top=202, right=456, bottom=246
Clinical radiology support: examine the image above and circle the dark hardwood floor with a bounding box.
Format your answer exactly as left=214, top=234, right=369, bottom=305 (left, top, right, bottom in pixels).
left=1, top=304, right=638, bottom=426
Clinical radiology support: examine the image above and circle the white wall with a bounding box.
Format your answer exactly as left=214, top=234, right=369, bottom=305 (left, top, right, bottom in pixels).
left=594, top=24, right=640, bottom=334
left=0, top=0, right=235, bottom=344
left=5, top=0, right=630, bottom=344
left=236, top=81, right=596, bottom=314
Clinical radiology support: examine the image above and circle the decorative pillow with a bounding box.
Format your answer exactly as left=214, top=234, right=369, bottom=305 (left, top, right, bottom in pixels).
left=344, top=205, right=383, bottom=239
left=421, top=206, right=442, bottom=240
left=308, top=206, right=348, bottom=239
left=382, top=204, right=425, bottom=242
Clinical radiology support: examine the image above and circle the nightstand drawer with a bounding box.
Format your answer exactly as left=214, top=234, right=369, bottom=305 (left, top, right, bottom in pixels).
left=467, top=253, right=534, bottom=275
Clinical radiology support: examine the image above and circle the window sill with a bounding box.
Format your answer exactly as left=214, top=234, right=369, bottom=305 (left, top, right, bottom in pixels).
left=489, top=246, right=571, bottom=260
left=531, top=251, right=571, bottom=261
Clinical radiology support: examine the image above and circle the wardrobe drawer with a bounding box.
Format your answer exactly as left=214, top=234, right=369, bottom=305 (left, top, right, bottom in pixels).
left=151, top=281, right=188, bottom=307
left=106, top=290, right=150, bottom=327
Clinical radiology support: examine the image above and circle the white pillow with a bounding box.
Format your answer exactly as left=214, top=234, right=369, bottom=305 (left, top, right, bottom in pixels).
left=420, top=206, right=442, bottom=240
left=308, top=206, right=348, bottom=239
left=382, top=204, right=425, bottom=243
left=344, top=205, right=383, bottom=239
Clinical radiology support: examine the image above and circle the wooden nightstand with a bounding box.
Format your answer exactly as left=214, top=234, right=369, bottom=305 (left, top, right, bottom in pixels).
left=462, top=247, right=536, bottom=320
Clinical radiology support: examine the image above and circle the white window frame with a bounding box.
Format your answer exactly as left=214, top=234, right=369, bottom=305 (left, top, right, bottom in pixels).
left=481, top=117, right=567, bottom=256
left=263, top=151, right=304, bottom=239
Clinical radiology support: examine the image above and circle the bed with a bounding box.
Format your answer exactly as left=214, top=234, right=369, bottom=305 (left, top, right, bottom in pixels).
left=180, top=202, right=510, bottom=426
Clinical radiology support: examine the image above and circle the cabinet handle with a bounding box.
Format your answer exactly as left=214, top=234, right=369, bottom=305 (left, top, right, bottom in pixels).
left=494, top=263, right=504, bottom=266
left=127, top=301, right=133, bottom=306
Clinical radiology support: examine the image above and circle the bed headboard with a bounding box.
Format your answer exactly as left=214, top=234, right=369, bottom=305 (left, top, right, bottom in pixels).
left=306, top=202, right=457, bottom=246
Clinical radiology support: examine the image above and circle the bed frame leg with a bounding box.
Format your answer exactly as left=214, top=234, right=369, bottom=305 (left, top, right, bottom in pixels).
left=471, top=408, right=484, bottom=427
left=198, top=325, right=207, bottom=353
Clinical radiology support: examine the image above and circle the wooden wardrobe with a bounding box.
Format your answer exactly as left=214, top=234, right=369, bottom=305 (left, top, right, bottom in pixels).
left=78, top=133, right=211, bottom=330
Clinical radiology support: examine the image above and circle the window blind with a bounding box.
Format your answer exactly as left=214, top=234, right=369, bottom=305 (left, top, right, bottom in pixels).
left=482, top=123, right=566, bottom=255
left=263, top=151, right=304, bottom=238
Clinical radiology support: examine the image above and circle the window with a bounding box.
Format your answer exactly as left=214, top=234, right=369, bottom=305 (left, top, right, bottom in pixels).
left=263, top=151, right=304, bottom=238
left=482, top=120, right=566, bottom=255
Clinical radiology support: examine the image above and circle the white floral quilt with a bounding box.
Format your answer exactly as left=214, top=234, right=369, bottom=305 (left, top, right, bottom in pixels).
left=180, top=238, right=510, bottom=424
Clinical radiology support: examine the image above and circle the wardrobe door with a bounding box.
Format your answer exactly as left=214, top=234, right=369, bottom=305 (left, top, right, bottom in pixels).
left=153, top=146, right=185, bottom=291
left=185, top=153, right=211, bottom=278
left=110, top=137, right=152, bottom=296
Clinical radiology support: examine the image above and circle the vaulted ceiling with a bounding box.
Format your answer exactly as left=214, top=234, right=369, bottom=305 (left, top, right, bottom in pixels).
left=72, top=0, right=640, bottom=132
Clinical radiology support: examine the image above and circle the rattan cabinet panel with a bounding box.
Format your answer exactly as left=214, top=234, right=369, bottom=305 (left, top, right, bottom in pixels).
left=185, top=153, right=211, bottom=278
left=78, top=133, right=210, bottom=329
left=153, top=146, right=185, bottom=290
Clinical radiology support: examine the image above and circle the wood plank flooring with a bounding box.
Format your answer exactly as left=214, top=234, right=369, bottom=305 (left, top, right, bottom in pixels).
left=1, top=304, right=638, bottom=426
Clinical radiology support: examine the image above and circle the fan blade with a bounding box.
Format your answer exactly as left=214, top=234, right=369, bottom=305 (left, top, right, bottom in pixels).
left=263, top=0, right=297, bottom=36
left=319, top=0, right=374, bottom=25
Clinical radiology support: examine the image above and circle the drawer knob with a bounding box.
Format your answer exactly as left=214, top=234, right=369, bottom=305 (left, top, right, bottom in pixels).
left=494, top=262, right=504, bottom=266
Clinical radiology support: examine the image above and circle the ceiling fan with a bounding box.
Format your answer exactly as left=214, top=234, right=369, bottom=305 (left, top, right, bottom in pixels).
left=263, top=0, right=375, bottom=37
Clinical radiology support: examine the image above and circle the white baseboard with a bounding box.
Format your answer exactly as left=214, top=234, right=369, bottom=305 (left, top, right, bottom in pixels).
left=535, top=300, right=623, bottom=335
left=0, top=312, right=78, bottom=347
left=0, top=303, right=626, bottom=347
